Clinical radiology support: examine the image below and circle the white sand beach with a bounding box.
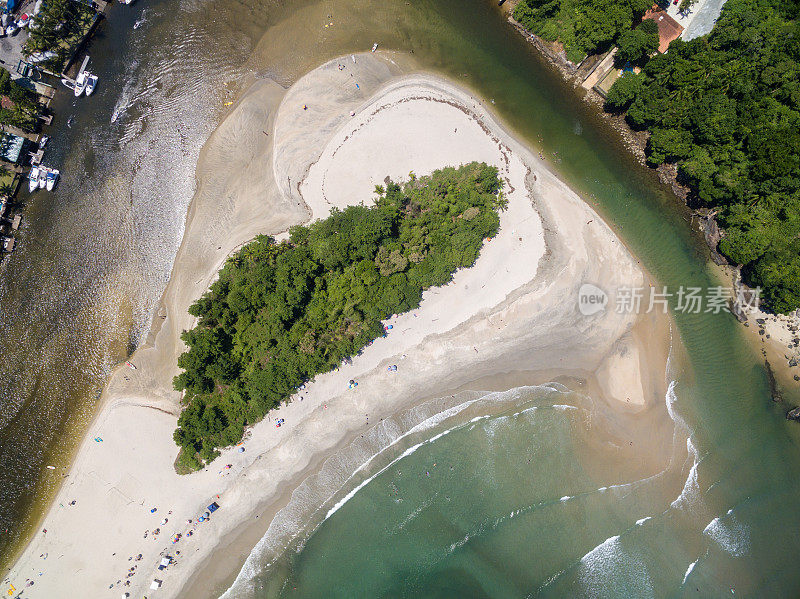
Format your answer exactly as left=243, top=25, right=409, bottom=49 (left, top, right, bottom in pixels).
left=4, top=53, right=674, bottom=599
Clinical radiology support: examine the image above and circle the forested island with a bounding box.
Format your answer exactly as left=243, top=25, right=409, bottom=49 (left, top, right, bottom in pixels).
left=172, top=163, right=505, bottom=471
left=514, top=0, right=800, bottom=312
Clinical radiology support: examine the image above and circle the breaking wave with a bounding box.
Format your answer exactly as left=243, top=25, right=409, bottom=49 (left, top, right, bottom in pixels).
left=703, top=509, right=750, bottom=557
left=578, top=535, right=654, bottom=598
left=220, top=384, right=569, bottom=597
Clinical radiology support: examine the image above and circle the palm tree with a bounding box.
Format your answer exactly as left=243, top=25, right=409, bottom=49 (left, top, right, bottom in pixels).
left=0, top=182, right=15, bottom=200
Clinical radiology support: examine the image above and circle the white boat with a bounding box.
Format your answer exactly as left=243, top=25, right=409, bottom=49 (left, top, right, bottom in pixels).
left=74, top=72, right=88, bottom=97
left=29, top=166, right=39, bottom=192
left=38, top=167, right=47, bottom=189
left=6, top=21, right=18, bottom=36
left=84, top=74, right=98, bottom=96
left=61, top=78, right=75, bottom=90
left=29, top=51, right=58, bottom=64
left=38, top=134, right=49, bottom=149
left=371, top=43, right=378, bottom=52
left=46, top=169, right=58, bottom=191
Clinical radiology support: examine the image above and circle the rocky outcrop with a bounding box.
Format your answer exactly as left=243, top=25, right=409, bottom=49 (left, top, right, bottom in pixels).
left=700, top=212, right=728, bottom=266
left=765, top=360, right=782, bottom=403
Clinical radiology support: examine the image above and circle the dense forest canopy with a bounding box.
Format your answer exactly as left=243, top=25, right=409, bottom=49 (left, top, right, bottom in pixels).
left=513, top=0, right=653, bottom=62
left=516, top=0, right=800, bottom=313
left=173, top=163, right=505, bottom=471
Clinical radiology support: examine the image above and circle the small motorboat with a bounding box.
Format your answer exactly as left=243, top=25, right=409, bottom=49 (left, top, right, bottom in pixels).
left=371, top=43, right=378, bottom=52
left=29, top=166, right=39, bottom=192
left=28, top=50, right=56, bottom=63
left=74, top=71, right=88, bottom=97
left=125, top=361, right=137, bottom=370
left=61, top=78, right=75, bottom=90
left=84, top=74, right=98, bottom=96
left=46, top=169, right=58, bottom=191
left=38, top=134, right=49, bottom=149
left=6, top=21, right=18, bottom=36
left=38, top=167, right=47, bottom=189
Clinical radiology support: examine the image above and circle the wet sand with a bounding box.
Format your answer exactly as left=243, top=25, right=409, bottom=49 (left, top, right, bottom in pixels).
left=4, top=53, right=675, bottom=599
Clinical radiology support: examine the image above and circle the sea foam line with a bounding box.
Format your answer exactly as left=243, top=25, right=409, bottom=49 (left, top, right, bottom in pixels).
left=325, top=426, right=454, bottom=519
left=224, top=385, right=567, bottom=595
left=321, top=384, right=562, bottom=520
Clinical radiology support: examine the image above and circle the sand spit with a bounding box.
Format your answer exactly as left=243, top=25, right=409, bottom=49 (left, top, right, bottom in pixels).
left=4, top=54, right=674, bottom=599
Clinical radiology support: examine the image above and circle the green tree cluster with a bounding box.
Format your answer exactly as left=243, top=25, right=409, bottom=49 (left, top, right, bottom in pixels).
left=616, top=19, right=659, bottom=64
left=605, top=0, right=800, bottom=312
left=173, top=163, right=505, bottom=470
left=0, top=70, right=40, bottom=132
left=513, top=0, right=652, bottom=62
left=25, top=0, right=96, bottom=70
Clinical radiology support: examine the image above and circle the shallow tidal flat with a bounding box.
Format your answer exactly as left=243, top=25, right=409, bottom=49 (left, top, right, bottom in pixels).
left=7, top=54, right=677, bottom=599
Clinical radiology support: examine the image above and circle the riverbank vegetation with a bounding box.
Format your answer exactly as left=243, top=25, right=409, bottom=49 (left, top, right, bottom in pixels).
left=0, top=69, right=40, bottom=131
left=512, top=0, right=652, bottom=62
left=514, top=0, right=800, bottom=312
left=605, top=0, right=800, bottom=312
left=25, top=0, right=97, bottom=71
left=172, top=163, right=505, bottom=471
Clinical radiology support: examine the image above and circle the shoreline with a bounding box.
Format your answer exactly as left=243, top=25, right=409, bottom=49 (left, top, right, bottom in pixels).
left=181, top=290, right=676, bottom=598
left=4, top=53, right=677, bottom=599
left=502, top=7, right=800, bottom=406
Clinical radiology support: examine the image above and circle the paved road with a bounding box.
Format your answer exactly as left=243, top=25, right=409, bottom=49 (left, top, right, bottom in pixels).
left=681, top=0, right=728, bottom=40
left=0, top=29, right=29, bottom=71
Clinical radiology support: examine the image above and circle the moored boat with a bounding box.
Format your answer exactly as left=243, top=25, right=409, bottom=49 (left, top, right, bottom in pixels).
left=28, top=166, right=39, bottom=192
left=74, top=72, right=88, bottom=97
left=45, top=169, right=58, bottom=191
left=61, top=78, right=75, bottom=90
left=85, top=74, right=98, bottom=96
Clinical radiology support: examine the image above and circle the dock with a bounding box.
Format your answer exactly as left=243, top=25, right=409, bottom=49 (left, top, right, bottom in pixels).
left=0, top=0, right=111, bottom=265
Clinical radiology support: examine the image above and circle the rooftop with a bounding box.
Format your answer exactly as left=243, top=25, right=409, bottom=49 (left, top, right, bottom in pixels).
left=644, top=8, right=684, bottom=53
